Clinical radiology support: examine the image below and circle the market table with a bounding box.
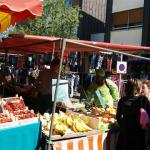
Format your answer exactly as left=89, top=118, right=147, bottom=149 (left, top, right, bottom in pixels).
left=52, top=131, right=119, bottom=150
left=0, top=122, right=41, bottom=150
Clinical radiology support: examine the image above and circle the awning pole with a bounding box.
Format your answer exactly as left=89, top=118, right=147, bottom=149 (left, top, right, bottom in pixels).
left=118, top=54, right=123, bottom=96
left=48, top=39, right=66, bottom=150
left=4, top=49, right=8, bottom=65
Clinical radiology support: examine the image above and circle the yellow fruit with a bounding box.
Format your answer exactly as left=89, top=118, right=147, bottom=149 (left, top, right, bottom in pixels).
left=54, top=124, right=67, bottom=135
left=101, top=117, right=109, bottom=123
left=72, top=124, right=78, bottom=132
left=80, top=115, right=90, bottom=125
left=79, top=120, right=92, bottom=131
left=71, top=114, right=80, bottom=121
left=59, top=111, right=67, bottom=122
left=66, top=115, right=73, bottom=127
left=74, top=121, right=85, bottom=132
left=53, top=119, right=59, bottom=127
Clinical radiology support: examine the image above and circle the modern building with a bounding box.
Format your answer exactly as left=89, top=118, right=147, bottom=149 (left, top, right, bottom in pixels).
left=106, top=0, right=150, bottom=47
left=68, top=0, right=150, bottom=47
left=66, top=0, right=108, bottom=41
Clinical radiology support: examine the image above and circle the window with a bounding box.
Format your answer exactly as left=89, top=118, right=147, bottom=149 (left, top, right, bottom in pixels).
left=112, top=7, right=143, bottom=29
left=65, top=0, right=79, bottom=7
left=72, top=0, right=79, bottom=6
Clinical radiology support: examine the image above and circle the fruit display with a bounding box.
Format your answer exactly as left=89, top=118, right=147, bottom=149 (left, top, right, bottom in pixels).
left=92, top=107, right=116, bottom=116
left=11, top=110, right=37, bottom=120
left=2, top=97, right=22, bottom=102
left=65, top=114, right=92, bottom=132
left=70, top=107, right=118, bottom=131
left=40, top=111, right=93, bottom=136
left=3, top=100, right=26, bottom=112
left=91, top=107, right=117, bottom=131
left=0, top=113, right=12, bottom=123
left=0, top=96, right=38, bottom=128
left=0, top=117, right=12, bottom=123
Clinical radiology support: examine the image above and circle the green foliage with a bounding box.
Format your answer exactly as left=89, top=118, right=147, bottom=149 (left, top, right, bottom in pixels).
left=14, top=0, right=81, bottom=39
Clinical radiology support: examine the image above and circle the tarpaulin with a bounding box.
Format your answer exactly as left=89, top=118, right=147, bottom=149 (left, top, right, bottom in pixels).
left=0, top=34, right=150, bottom=55
left=0, top=122, right=41, bottom=150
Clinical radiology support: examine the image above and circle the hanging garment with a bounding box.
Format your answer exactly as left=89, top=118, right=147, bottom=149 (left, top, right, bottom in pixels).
left=107, top=58, right=112, bottom=72
left=97, top=55, right=104, bottom=69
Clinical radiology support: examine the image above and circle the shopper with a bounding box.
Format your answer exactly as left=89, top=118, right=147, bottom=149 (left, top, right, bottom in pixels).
left=141, top=80, right=150, bottom=101
left=116, top=79, right=150, bottom=150
left=34, top=58, right=60, bottom=114
left=141, top=80, right=150, bottom=150
left=86, top=68, right=119, bottom=108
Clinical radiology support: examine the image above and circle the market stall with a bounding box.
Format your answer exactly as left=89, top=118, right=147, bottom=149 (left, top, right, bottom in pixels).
left=0, top=122, right=41, bottom=150
left=0, top=34, right=150, bottom=150
left=0, top=0, right=44, bottom=149
left=0, top=96, right=41, bottom=150
left=52, top=132, right=118, bottom=150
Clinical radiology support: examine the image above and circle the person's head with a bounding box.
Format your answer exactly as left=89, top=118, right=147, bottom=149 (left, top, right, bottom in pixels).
left=125, top=79, right=142, bottom=97
left=95, top=68, right=106, bottom=86
left=50, top=58, right=60, bottom=71
left=141, top=80, right=150, bottom=98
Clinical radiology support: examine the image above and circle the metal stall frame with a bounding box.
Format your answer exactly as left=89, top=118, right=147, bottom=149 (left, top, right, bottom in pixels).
left=48, top=38, right=150, bottom=150
left=0, top=34, right=149, bottom=149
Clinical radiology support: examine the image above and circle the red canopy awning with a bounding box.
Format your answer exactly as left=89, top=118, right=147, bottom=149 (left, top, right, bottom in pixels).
left=0, top=34, right=150, bottom=56
left=0, top=0, right=42, bottom=16
left=0, top=0, right=43, bottom=32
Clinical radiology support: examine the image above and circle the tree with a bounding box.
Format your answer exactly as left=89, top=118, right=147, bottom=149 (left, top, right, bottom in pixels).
left=14, top=0, right=81, bottom=39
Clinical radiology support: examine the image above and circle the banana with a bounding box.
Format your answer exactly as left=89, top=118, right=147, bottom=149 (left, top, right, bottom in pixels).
left=71, top=114, right=80, bottom=121
left=59, top=111, right=67, bottom=122
left=74, top=121, right=85, bottom=132
left=62, top=124, right=68, bottom=131
left=54, top=123, right=68, bottom=135
left=80, top=115, right=90, bottom=125
left=53, top=119, right=59, bottom=128
left=79, top=119, right=92, bottom=131
left=54, top=124, right=62, bottom=134
left=66, top=115, right=73, bottom=127
left=72, top=124, right=78, bottom=132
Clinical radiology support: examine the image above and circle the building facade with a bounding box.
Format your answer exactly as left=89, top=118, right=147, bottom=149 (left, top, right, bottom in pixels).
left=107, top=0, right=150, bottom=47
left=67, top=0, right=108, bottom=41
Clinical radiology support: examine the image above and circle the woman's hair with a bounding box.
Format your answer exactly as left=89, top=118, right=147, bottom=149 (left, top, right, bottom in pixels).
left=125, top=79, right=142, bottom=96
left=142, top=80, right=150, bottom=90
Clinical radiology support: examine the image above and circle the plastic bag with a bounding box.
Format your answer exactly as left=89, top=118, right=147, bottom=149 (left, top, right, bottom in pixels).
left=140, top=108, right=150, bottom=129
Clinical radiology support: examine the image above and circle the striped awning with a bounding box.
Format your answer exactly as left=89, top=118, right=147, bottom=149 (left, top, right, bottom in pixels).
left=0, top=0, right=43, bottom=32
left=52, top=132, right=118, bottom=150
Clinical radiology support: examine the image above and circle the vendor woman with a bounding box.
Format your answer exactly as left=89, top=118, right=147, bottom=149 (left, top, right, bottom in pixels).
left=86, top=68, right=119, bottom=108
